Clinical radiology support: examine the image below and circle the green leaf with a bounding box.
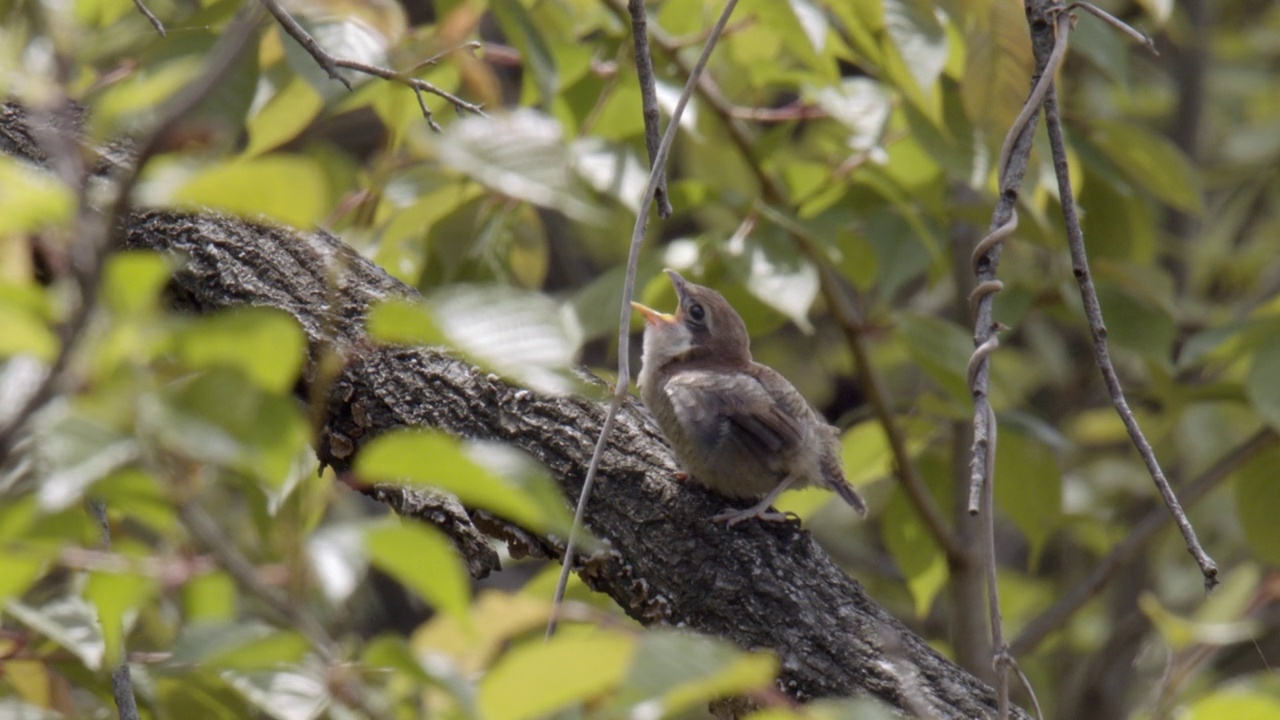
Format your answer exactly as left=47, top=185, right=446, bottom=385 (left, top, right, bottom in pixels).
left=35, top=414, right=139, bottom=512
left=6, top=596, right=105, bottom=670
left=0, top=299, right=58, bottom=361
left=102, top=251, right=171, bottom=315
left=85, top=570, right=157, bottom=668
left=365, top=520, right=471, bottom=628
left=1234, top=445, right=1280, bottom=565
left=171, top=155, right=329, bottom=228
left=355, top=430, right=551, bottom=531
left=613, top=630, right=777, bottom=717
left=221, top=668, right=329, bottom=720
left=993, top=429, right=1063, bottom=567
left=478, top=632, right=635, bottom=720
left=882, top=0, right=948, bottom=114
left=806, top=78, right=891, bottom=153
left=895, top=312, right=972, bottom=404
left=1087, top=121, right=1204, bottom=213
left=175, top=308, right=306, bottom=394
left=182, top=572, right=238, bottom=624
left=205, top=630, right=310, bottom=670
left=244, top=77, right=325, bottom=157
left=1186, top=690, right=1280, bottom=720
left=0, top=158, right=74, bottom=236
left=882, top=474, right=947, bottom=618
left=492, top=0, right=558, bottom=108
left=93, top=56, right=203, bottom=135
left=961, top=0, right=1033, bottom=149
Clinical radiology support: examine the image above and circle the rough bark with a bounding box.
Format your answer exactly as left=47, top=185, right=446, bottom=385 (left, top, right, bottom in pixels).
left=96, top=208, right=1019, bottom=718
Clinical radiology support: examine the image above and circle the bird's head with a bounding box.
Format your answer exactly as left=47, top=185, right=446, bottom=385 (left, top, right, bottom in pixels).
left=631, top=270, right=751, bottom=369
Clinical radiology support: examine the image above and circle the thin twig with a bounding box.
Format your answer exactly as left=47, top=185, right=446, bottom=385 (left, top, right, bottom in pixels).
left=1069, top=1, right=1158, bottom=54
left=0, top=7, right=264, bottom=465
left=258, top=0, right=352, bottom=90
left=1041, top=82, right=1218, bottom=589
left=257, top=0, right=487, bottom=127
left=1011, top=429, right=1273, bottom=656
left=627, top=0, right=672, bottom=218
left=966, top=4, right=1072, bottom=716
left=90, top=500, right=141, bottom=720
left=545, top=0, right=740, bottom=639
left=130, top=0, right=166, bottom=37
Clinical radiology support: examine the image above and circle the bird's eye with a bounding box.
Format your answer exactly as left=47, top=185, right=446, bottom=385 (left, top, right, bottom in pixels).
left=688, top=303, right=706, bottom=323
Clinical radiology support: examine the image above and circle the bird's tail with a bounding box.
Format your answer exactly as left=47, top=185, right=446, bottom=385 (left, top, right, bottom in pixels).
left=834, top=481, right=868, bottom=517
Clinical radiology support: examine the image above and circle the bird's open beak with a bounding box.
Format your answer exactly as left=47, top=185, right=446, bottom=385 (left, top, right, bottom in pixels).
left=664, top=269, right=691, bottom=305
left=631, top=301, right=676, bottom=326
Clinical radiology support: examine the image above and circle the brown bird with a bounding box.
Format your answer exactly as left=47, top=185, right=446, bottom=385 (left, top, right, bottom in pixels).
left=632, top=269, right=867, bottom=526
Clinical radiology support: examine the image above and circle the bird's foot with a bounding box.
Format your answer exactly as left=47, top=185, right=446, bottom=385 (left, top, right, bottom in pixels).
left=711, top=507, right=791, bottom=527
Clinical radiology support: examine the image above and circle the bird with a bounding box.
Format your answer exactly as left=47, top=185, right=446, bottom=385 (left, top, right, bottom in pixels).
left=631, top=269, right=867, bottom=526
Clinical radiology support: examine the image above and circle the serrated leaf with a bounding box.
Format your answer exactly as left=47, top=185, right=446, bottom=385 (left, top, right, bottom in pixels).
left=175, top=308, right=306, bottom=394
left=171, top=155, right=329, bottom=228
left=438, top=110, right=602, bottom=222
left=365, top=521, right=470, bottom=628
left=478, top=632, right=635, bottom=720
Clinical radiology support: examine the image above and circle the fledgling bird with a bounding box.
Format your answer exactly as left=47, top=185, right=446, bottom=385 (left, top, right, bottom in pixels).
left=632, top=270, right=867, bottom=526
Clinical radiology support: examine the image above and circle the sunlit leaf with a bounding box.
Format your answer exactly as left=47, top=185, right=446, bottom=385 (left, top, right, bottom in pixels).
left=221, top=667, right=329, bottom=720
left=171, top=155, right=329, bottom=228
left=94, top=57, right=203, bottom=134
left=612, top=630, right=777, bottom=717
left=102, top=251, right=171, bottom=315
left=244, top=77, right=325, bottom=157
left=438, top=110, right=602, bottom=222
left=412, top=590, right=550, bottom=676
left=882, top=480, right=947, bottom=618
left=806, top=77, right=891, bottom=152
left=882, top=0, right=948, bottom=112
left=306, top=523, right=367, bottom=604
left=365, top=520, right=470, bottom=627
left=6, top=596, right=105, bottom=670
left=0, top=158, right=74, bottom=236
left=570, top=138, right=649, bottom=214
left=429, top=283, right=583, bottom=395
left=478, top=632, right=635, bottom=720
left=1140, top=593, right=1259, bottom=651
left=85, top=570, right=156, bottom=668
left=356, top=429, right=551, bottom=531
left=1185, top=689, right=1280, bottom=720
left=174, top=308, right=306, bottom=395
left=205, top=630, right=310, bottom=670
left=36, top=414, right=139, bottom=512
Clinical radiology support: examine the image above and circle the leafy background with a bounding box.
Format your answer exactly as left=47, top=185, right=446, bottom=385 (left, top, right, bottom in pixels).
left=2, top=0, right=1279, bottom=718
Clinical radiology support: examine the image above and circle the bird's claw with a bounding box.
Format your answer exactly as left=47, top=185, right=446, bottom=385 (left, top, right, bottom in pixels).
left=711, top=507, right=791, bottom=527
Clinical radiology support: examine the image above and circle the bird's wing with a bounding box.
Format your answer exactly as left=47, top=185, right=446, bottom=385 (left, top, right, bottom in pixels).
left=663, top=370, right=805, bottom=460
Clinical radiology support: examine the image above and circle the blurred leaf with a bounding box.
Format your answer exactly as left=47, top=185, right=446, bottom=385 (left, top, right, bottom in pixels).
left=962, top=0, right=1033, bottom=158
left=839, top=419, right=929, bottom=489
left=492, top=0, right=557, bottom=107
left=0, top=158, right=74, bottom=236
left=882, top=0, right=948, bottom=113
left=1140, top=593, right=1259, bottom=651
left=1185, top=689, right=1280, bottom=720
left=171, top=155, right=329, bottom=228
left=221, top=668, right=328, bottom=720
left=306, top=523, right=367, bottom=605
left=478, top=632, right=635, bottom=720
left=283, top=3, right=403, bottom=101
left=1234, top=446, right=1280, bottom=565
left=613, top=630, right=777, bottom=717
left=175, top=308, right=305, bottom=395
left=245, top=77, right=325, bottom=157
left=807, top=77, right=892, bottom=152
left=993, top=429, right=1063, bottom=567
left=85, top=570, right=156, bottom=668
left=365, top=520, right=471, bottom=627
left=1087, top=121, right=1203, bottom=213
left=183, top=572, right=238, bottom=624
left=93, top=57, right=203, bottom=134
left=438, top=110, right=602, bottom=222
left=102, top=251, right=171, bottom=315
left=6, top=596, right=105, bottom=670
left=1246, top=330, right=1280, bottom=434
left=429, top=283, right=583, bottom=395
left=367, top=297, right=446, bottom=346
left=570, top=138, right=649, bottom=214
left=205, top=630, right=310, bottom=670
left=412, top=590, right=550, bottom=675
left=895, top=312, right=971, bottom=404
left=36, top=414, right=138, bottom=512
left=357, top=429, right=553, bottom=531
left=882, top=479, right=947, bottom=618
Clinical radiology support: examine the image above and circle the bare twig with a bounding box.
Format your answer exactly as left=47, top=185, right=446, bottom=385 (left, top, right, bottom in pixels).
left=130, top=0, right=166, bottom=37
left=1069, top=1, right=1158, bottom=54
left=627, top=0, right=672, bottom=218
left=1042, top=87, right=1218, bottom=589
left=1011, top=429, right=1274, bottom=656
left=980, top=426, right=1010, bottom=720
left=257, top=0, right=486, bottom=128
left=546, top=0, right=741, bottom=639
left=0, top=7, right=264, bottom=465
left=89, top=500, right=141, bottom=720
left=258, top=0, right=352, bottom=90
